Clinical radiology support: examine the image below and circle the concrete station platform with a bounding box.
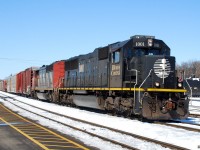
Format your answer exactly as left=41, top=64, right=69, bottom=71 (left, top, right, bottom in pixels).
left=0, top=103, right=98, bottom=150
left=0, top=121, right=43, bottom=150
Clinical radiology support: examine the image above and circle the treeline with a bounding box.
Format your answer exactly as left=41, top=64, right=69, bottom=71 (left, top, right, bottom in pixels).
left=176, top=60, right=200, bottom=78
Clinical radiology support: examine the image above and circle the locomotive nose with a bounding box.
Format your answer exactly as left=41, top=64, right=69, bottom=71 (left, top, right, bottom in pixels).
left=130, top=56, right=176, bottom=89
left=153, top=56, right=176, bottom=88
left=153, top=58, right=171, bottom=80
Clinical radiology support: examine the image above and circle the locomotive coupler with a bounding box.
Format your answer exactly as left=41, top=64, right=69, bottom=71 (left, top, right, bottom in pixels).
left=161, top=98, right=176, bottom=114
left=167, top=98, right=176, bottom=110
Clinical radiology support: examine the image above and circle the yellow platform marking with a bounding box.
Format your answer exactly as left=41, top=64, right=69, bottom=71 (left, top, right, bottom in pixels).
left=0, top=104, right=89, bottom=150
left=26, top=133, right=56, bottom=136
left=34, top=137, right=66, bottom=140
left=23, top=131, right=50, bottom=133
left=17, top=128, right=47, bottom=131
left=0, top=117, right=50, bottom=150
left=15, top=124, right=39, bottom=127
left=16, top=126, right=46, bottom=129
left=40, top=141, right=70, bottom=143
left=19, top=124, right=42, bottom=126
left=45, top=144, right=80, bottom=148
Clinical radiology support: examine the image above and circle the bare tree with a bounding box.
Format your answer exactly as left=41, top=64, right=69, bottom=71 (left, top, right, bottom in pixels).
left=176, top=60, right=200, bottom=78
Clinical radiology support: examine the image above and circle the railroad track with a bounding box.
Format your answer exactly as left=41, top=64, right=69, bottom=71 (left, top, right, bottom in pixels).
left=0, top=94, right=189, bottom=150
left=189, top=104, right=200, bottom=118
left=189, top=104, right=200, bottom=110
left=189, top=113, right=200, bottom=118
left=155, top=121, right=200, bottom=133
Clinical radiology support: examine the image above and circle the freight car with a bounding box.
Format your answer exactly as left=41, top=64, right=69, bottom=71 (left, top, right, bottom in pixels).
left=6, top=74, right=17, bottom=93
left=34, top=35, right=189, bottom=120
left=1, top=35, right=189, bottom=120
left=0, top=80, right=7, bottom=92
left=3, top=67, right=39, bottom=96
left=17, top=67, right=39, bottom=96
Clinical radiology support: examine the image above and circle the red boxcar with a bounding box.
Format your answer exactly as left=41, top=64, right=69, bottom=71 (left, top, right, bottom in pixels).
left=16, top=72, right=23, bottom=93
left=0, top=80, right=6, bottom=91
left=53, top=61, right=65, bottom=88
left=22, top=70, right=26, bottom=94
left=24, top=68, right=32, bottom=94
left=32, top=69, right=39, bottom=89
left=16, top=67, right=39, bottom=95
left=3, top=80, right=7, bottom=91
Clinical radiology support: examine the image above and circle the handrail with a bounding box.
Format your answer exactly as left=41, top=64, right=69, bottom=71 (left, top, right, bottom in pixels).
left=129, top=69, right=138, bottom=108
left=185, top=78, right=192, bottom=98
left=139, top=69, right=153, bottom=104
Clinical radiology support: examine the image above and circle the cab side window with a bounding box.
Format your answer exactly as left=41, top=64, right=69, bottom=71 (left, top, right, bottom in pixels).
left=112, top=51, right=120, bottom=63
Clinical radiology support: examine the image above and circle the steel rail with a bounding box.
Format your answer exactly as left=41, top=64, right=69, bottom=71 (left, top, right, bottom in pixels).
left=189, top=113, right=200, bottom=118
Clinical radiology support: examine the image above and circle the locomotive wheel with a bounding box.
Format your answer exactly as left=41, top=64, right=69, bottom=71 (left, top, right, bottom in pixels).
left=122, top=110, right=131, bottom=118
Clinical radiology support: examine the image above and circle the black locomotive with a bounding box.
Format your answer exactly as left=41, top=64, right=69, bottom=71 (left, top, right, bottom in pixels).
left=52, top=35, right=189, bottom=120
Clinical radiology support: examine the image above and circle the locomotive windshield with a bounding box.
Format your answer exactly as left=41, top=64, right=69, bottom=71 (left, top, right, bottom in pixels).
left=135, top=49, right=160, bottom=56
left=125, top=48, right=168, bottom=59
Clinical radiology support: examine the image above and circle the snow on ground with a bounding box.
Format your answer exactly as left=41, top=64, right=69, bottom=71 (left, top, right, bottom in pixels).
left=189, top=97, right=200, bottom=115
left=0, top=91, right=200, bottom=150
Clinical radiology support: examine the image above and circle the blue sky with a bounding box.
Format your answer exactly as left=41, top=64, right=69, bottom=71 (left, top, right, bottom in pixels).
left=0, top=0, right=200, bottom=79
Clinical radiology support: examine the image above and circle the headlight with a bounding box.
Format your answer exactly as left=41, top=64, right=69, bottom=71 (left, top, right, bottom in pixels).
left=155, top=82, right=160, bottom=87
left=178, top=83, right=182, bottom=88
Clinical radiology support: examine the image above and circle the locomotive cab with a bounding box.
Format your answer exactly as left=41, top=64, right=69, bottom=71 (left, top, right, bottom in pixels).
left=121, top=35, right=189, bottom=120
